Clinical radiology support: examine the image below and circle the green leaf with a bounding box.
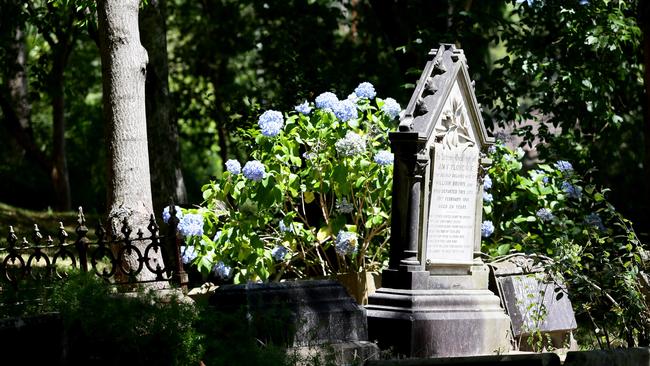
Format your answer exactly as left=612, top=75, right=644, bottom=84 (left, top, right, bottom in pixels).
left=304, top=191, right=315, bottom=204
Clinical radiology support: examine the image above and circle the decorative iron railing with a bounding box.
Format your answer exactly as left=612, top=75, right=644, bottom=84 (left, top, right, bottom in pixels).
left=0, top=205, right=187, bottom=291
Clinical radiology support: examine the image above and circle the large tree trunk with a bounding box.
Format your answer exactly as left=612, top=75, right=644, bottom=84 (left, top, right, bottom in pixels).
left=640, top=1, right=650, bottom=243
left=51, top=52, right=72, bottom=211
left=98, top=0, right=165, bottom=283
left=139, top=0, right=187, bottom=216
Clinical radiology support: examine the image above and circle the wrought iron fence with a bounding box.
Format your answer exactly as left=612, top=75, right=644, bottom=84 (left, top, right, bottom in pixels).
left=0, top=205, right=187, bottom=292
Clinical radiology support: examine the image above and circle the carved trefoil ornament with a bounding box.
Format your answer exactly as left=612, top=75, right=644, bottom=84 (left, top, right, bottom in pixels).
left=434, top=98, right=476, bottom=149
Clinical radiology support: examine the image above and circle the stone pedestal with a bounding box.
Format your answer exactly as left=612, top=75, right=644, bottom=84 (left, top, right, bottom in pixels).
left=209, top=279, right=379, bottom=354
left=367, top=265, right=512, bottom=357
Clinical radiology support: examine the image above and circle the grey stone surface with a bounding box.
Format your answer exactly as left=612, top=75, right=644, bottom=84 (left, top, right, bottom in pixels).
left=365, top=352, right=561, bottom=366
left=289, top=341, right=380, bottom=366
left=367, top=44, right=512, bottom=358
left=209, top=279, right=369, bottom=347
left=564, top=347, right=650, bottom=366
left=488, top=255, right=577, bottom=351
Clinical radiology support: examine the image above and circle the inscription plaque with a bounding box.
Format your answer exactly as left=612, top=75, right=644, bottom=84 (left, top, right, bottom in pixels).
left=426, top=145, right=479, bottom=264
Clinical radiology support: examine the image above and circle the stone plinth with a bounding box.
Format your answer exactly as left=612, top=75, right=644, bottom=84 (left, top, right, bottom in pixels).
left=368, top=266, right=512, bottom=357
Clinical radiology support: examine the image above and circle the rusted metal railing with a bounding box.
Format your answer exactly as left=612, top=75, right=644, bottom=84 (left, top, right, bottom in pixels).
left=0, top=205, right=187, bottom=291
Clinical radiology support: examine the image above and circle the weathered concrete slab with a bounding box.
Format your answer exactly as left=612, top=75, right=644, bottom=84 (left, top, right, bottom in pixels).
left=365, top=352, right=561, bottom=366
left=564, top=347, right=650, bottom=366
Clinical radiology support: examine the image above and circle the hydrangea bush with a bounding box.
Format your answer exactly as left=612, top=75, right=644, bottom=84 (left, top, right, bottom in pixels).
left=177, top=83, right=399, bottom=283
left=483, top=143, right=648, bottom=346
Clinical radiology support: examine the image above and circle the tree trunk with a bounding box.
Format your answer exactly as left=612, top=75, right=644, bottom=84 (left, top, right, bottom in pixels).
left=98, top=0, right=165, bottom=284
left=139, top=0, right=188, bottom=216
left=640, top=0, right=650, bottom=243
left=51, top=53, right=72, bottom=211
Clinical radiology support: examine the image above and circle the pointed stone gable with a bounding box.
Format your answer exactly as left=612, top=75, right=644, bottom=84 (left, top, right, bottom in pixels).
left=387, top=44, right=494, bottom=270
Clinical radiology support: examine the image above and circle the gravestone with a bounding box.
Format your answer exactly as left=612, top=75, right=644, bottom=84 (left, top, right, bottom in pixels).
left=366, top=44, right=513, bottom=357
left=488, top=255, right=577, bottom=351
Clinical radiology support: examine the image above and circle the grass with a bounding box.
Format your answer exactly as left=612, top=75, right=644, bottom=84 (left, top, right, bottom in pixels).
left=0, top=202, right=100, bottom=240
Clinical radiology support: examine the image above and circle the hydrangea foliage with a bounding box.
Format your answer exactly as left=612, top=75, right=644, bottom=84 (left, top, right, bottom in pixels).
left=178, top=84, right=398, bottom=283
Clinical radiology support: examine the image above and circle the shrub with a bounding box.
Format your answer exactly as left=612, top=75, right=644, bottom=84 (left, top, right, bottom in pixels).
left=483, top=143, right=649, bottom=347
left=176, top=83, right=400, bottom=283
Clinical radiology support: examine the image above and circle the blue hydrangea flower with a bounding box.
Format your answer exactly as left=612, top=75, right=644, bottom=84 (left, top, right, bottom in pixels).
left=333, top=100, right=358, bottom=122
left=336, top=197, right=354, bottom=214
left=335, top=231, right=358, bottom=256
left=335, top=131, right=366, bottom=157
left=162, top=205, right=183, bottom=224
left=347, top=93, right=359, bottom=103
left=294, top=101, right=312, bottom=115
left=178, top=213, right=204, bottom=237
left=258, top=110, right=284, bottom=137
left=554, top=160, right=573, bottom=173
left=585, top=213, right=606, bottom=231
left=302, top=151, right=317, bottom=160
left=279, top=220, right=294, bottom=233
left=225, top=159, right=241, bottom=175
left=488, top=145, right=497, bottom=155
left=315, top=92, right=339, bottom=110
left=212, top=261, right=232, bottom=279
left=242, top=160, right=265, bottom=182
left=562, top=182, right=582, bottom=200
left=180, top=245, right=198, bottom=265
left=483, top=192, right=493, bottom=203
left=536, top=208, right=554, bottom=222
left=381, top=98, right=401, bottom=119
left=374, top=150, right=394, bottom=166
left=354, top=82, right=376, bottom=99
left=271, top=245, right=289, bottom=261
left=481, top=220, right=494, bottom=238
left=483, top=175, right=492, bottom=190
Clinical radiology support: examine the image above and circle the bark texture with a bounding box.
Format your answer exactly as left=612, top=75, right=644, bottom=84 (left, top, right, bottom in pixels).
left=139, top=0, right=188, bottom=215
left=98, top=0, right=164, bottom=283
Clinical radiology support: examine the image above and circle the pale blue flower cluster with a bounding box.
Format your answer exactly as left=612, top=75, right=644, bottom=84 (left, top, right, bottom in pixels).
left=180, top=245, right=198, bottom=265
left=554, top=160, right=573, bottom=173
left=271, top=245, right=289, bottom=261
left=381, top=98, right=401, bottom=119
left=279, top=220, right=294, bottom=233
left=333, top=100, right=357, bottom=122
left=488, top=145, right=497, bottom=155
left=243, top=160, right=265, bottom=182
left=225, top=159, right=241, bottom=175
left=336, top=197, right=354, bottom=214
left=294, top=101, right=312, bottom=115
left=212, top=261, right=232, bottom=279
left=536, top=208, right=554, bottom=222
left=315, top=92, right=338, bottom=110
left=178, top=213, right=204, bottom=237
left=585, top=213, right=605, bottom=231
left=374, top=150, right=394, bottom=166
left=483, top=175, right=492, bottom=190
left=162, top=205, right=183, bottom=224
left=346, top=93, right=359, bottom=103
left=483, top=192, right=493, bottom=203
left=303, top=151, right=317, bottom=160
left=562, top=182, right=582, bottom=199
left=354, top=82, right=376, bottom=99
left=258, top=110, right=284, bottom=137
left=335, top=231, right=358, bottom=256
left=335, top=131, right=366, bottom=157
left=481, top=220, right=494, bottom=238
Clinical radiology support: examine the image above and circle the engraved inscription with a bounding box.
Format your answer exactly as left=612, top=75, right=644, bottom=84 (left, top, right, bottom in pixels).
left=426, top=144, right=479, bottom=264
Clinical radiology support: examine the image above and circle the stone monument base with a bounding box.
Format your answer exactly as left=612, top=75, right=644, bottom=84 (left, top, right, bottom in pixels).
left=367, top=267, right=512, bottom=357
